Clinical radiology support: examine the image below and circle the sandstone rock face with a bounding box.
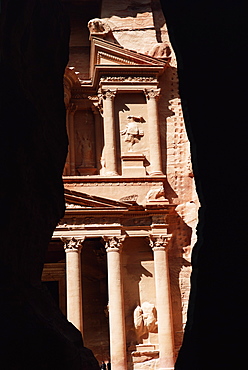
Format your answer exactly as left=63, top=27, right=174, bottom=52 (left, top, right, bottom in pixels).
left=160, top=1, right=248, bottom=369
left=0, top=1, right=99, bottom=368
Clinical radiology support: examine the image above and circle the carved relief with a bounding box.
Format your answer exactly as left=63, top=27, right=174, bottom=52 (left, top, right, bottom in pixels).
left=134, top=302, right=158, bottom=342
left=120, top=115, right=145, bottom=151
left=74, top=110, right=96, bottom=174
left=145, top=186, right=165, bottom=201
left=119, top=194, right=138, bottom=202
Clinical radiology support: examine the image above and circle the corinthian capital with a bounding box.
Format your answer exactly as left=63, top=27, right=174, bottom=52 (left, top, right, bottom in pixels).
left=144, top=88, right=161, bottom=100
left=102, top=89, right=117, bottom=100
left=62, top=237, right=85, bottom=252
left=103, top=235, right=126, bottom=252
left=149, top=234, right=172, bottom=251
left=68, top=102, right=77, bottom=113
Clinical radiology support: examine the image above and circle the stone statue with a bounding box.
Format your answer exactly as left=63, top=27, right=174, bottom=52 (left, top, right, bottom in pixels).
left=146, top=186, right=165, bottom=201
left=88, top=18, right=110, bottom=35
left=148, top=42, right=172, bottom=59
left=120, top=115, right=144, bottom=151
left=134, top=302, right=158, bottom=341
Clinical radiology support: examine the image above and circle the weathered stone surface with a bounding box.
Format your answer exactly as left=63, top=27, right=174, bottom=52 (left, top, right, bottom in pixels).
left=0, top=1, right=98, bottom=368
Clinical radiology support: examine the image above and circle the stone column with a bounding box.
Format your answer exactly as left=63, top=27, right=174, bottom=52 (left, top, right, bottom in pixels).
left=149, top=235, right=175, bottom=370
left=145, top=89, right=163, bottom=175
left=92, top=104, right=103, bottom=174
left=104, top=236, right=127, bottom=370
left=101, top=89, right=118, bottom=176
left=63, top=107, right=70, bottom=175
left=63, top=237, right=84, bottom=334
left=68, top=103, right=77, bottom=175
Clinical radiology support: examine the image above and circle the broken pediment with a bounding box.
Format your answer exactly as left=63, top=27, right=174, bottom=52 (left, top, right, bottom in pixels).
left=64, top=188, right=133, bottom=210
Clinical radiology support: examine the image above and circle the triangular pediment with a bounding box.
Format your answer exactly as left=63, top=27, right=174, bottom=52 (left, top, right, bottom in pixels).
left=90, top=37, right=167, bottom=77
left=64, top=188, right=132, bottom=210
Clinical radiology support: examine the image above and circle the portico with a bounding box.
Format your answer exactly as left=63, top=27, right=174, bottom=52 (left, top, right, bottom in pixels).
left=48, top=188, right=176, bottom=369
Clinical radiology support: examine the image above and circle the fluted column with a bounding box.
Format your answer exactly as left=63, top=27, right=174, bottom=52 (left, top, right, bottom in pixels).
left=104, top=236, right=127, bottom=370
left=145, top=89, right=163, bottom=175
left=149, top=235, right=175, bottom=370
left=63, top=237, right=84, bottom=334
left=101, top=89, right=118, bottom=176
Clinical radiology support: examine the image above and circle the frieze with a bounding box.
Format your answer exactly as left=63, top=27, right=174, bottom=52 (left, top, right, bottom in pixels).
left=64, top=181, right=164, bottom=187
left=100, top=76, right=157, bottom=82
left=58, top=217, right=120, bottom=226
left=152, top=215, right=166, bottom=224
left=119, top=194, right=138, bottom=202
left=122, top=217, right=152, bottom=227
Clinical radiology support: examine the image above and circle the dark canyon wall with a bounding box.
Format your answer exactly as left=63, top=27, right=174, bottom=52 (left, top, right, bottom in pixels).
left=160, top=1, right=248, bottom=369
left=0, top=1, right=98, bottom=368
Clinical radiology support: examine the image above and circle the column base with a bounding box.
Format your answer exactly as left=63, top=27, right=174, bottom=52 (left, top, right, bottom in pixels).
left=105, top=171, right=119, bottom=176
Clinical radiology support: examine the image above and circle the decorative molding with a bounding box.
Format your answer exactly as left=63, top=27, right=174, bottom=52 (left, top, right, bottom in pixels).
left=97, top=51, right=136, bottom=66
left=62, top=237, right=85, bottom=252
left=149, top=234, right=172, bottom=251
left=100, top=76, right=156, bottom=82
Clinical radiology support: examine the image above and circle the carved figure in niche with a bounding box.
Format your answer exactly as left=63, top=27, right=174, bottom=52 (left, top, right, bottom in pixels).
left=88, top=18, right=110, bottom=34
left=148, top=42, right=172, bottom=59
left=134, top=302, right=158, bottom=342
left=120, top=115, right=144, bottom=151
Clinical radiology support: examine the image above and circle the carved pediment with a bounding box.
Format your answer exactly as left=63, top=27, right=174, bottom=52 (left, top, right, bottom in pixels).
left=64, top=188, right=132, bottom=210
left=90, top=37, right=168, bottom=77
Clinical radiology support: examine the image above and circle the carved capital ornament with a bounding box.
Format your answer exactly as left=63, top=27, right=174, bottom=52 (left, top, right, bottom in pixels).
left=62, top=237, right=85, bottom=253
left=144, top=88, right=161, bottom=101
left=102, top=89, right=117, bottom=100
left=149, top=234, right=172, bottom=251
left=103, top=235, right=126, bottom=252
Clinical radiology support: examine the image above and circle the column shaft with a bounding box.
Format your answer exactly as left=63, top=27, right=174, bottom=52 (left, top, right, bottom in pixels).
left=105, top=236, right=127, bottom=370
left=145, top=89, right=163, bottom=175
left=151, top=236, right=175, bottom=370
left=102, top=90, right=118, bottom=175
left=68, top=104, right=76, bottom=175
left=64, top=238, right=83, bottom=334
